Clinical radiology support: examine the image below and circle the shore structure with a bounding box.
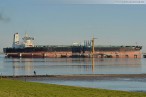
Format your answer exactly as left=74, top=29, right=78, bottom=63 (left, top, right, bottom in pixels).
left=3, top=33, right=142, bottom=58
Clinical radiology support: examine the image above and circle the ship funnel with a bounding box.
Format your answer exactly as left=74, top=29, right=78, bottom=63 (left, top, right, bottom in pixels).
left=12, top=33, right=20, bottom=48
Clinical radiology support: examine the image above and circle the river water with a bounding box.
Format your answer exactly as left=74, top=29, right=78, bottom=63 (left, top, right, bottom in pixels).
left=1, top=54, right=146, bottom=92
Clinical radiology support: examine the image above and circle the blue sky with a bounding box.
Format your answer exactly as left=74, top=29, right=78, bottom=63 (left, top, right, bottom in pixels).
left=0, top=0, right=146, bottom=52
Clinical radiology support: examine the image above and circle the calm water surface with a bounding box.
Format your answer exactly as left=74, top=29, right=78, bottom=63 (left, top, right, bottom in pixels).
left=1, top=54, right=146, bottom=91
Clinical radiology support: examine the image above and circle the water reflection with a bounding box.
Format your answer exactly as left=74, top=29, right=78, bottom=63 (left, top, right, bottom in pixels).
left=92, top=57, right=95, bottom=72
left=12, top=58, right=33, bottom=76
left=2, top=58, right=143, bottom=76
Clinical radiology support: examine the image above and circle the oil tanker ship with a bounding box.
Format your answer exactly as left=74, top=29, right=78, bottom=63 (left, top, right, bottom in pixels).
left=3, top=33, right=142, bottom=58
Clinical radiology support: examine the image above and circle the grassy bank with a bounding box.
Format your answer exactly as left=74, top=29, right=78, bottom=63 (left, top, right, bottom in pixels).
left=0, top=79, right=146, bottom=97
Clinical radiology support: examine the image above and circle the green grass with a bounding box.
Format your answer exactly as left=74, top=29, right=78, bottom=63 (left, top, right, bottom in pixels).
left=0, top=79, right=146, bottom=97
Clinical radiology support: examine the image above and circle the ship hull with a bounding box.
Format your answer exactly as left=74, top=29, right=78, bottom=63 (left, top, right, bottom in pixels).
left=5, top=52, right=72, bottom=58
left=3, top=46, right=142, bottom=58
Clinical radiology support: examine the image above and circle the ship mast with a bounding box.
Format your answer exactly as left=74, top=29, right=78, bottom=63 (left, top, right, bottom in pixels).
left=91, top=36, right=96, bottom=57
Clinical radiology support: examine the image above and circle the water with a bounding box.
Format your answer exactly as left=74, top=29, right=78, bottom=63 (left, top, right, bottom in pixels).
left=36, top=80, right=146, bottom=92
left=1, top=56, right=145, bottom=76
left=1, top=54, right=146, bottom=92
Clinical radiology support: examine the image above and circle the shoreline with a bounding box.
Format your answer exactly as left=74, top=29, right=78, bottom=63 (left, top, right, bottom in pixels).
left=2, top=74, right=146, bottom=93
left=2, top=73, right=146, bottom=80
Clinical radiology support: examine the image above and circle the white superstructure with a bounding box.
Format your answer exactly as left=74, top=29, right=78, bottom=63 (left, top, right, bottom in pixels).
left=22, top=33, right=34, bottom=47
left=12, top=33, right=34, bottom=48
left=12, top=33, right=20, bottom=48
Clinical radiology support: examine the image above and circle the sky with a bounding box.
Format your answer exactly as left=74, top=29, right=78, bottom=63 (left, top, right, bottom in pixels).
left=0, top=0, right=146, bottom=52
